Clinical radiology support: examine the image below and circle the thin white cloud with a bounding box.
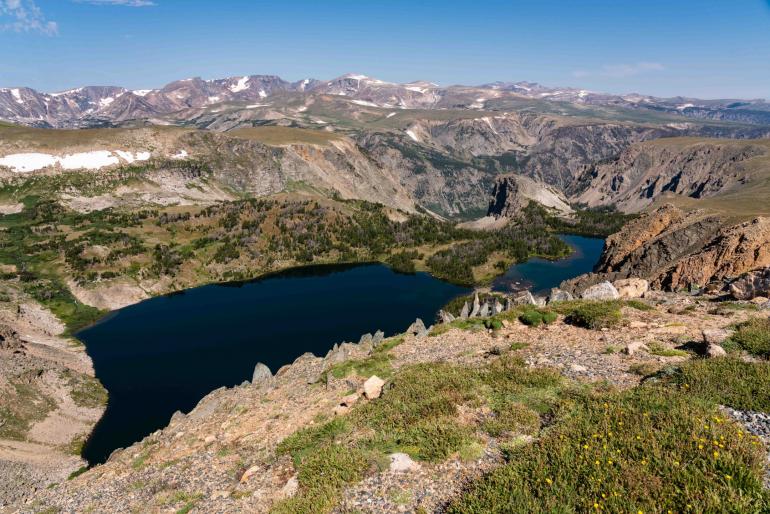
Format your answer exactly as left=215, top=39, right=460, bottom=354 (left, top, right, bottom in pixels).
left=573, top=62, right=665, bottom=79
left=0, top=0, right=58, bottom=35
left=75, top=0, right=156, bottom=5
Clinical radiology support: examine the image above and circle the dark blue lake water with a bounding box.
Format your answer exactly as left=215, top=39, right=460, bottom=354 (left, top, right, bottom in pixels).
left=77, top=235, right=603, bottom=465
left=492, top=235, right=605, bottom=294
left=76, top=263, right=468, bottom=464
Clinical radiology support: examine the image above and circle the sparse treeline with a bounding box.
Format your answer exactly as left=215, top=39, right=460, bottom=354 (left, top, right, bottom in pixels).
left=0, top=195, right=572, bottom=330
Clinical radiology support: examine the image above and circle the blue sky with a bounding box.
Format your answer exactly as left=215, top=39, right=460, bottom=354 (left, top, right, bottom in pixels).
left=1, top=0, right=769, bottom=99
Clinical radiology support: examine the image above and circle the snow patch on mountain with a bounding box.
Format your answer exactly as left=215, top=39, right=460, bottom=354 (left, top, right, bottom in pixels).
left=351, top=99, right=380, bottom=107
left=405, top=129, right=420, bottom=142
left=230, top=76, right=250, bottom=93
left=0, top=150, right=151, bottom=173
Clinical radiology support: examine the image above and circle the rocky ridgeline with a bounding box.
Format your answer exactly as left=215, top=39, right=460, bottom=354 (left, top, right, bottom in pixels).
left=438, top=277, right=652, bottom=324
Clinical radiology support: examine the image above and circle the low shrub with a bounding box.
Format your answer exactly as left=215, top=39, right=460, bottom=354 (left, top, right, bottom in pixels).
left=729, top=318, right=770, bottom=358
left=518, top=308, right=557, bottom=327
left=670, top=357, right=770, bottom=413
left=557, top=301, right=622, bottom=330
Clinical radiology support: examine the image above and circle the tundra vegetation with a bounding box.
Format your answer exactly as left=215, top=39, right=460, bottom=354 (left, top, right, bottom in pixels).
left=272, top=303, right=770, bottom=514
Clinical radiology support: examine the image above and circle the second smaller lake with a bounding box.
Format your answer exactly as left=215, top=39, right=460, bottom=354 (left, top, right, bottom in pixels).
left=492, top=235, right=605, bottom=294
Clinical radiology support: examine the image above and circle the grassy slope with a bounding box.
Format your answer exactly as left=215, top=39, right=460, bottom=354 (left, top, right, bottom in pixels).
left=270, top=301, right=770, bottom=514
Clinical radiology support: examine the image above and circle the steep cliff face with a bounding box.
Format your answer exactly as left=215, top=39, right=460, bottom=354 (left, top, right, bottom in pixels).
left=487, top=174, right=572, bottom=218
left=572, top=138, right=770, bottom=212
left=577, top=205, right=770, bottom=291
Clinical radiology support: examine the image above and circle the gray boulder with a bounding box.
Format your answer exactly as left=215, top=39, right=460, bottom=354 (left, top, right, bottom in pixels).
left=547, top=288, right=573, bottom=304
left=513, top=290, right=537, bottom=306
left=372, top=330, right=385, bottom=346
left=460, top=302, right=470, bottom=319
left=407, top=318, right=428, bottom=338
left=702, top=328, right=731, bottom=345
left=580, top=281, right=620, bottom=300
left=706, top=344, right=727, bottom=358
left=494, top=299, right=504, bottom=314
left=252, top=363, right=273, bottom=388
left=479, top=301, right=490, bottom=317
left=439, top=310, right=456, bottom=324
left=470, top=293, right=481, bottom=317
left=325, top=344, right=349, bottom=365
left=729, top=268, right=770, bottom=300
left=358, top=333, right=373, bottom=345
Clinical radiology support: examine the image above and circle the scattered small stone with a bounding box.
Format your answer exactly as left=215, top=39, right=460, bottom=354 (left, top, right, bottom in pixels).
left=388, top=453, right=420, bottom=472
left=340, top=393, right=360, bottom=407
left=624, top=341, right=649, bottom=356
left=281, top=475, right=299, bottom=498
left=240, top=465, right=260, bottom=483
left=570, top=363, right=588, bottom=373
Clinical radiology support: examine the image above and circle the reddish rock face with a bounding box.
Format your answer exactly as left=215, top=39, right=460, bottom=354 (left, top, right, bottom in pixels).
left=589, top=204, right=770, bottom=292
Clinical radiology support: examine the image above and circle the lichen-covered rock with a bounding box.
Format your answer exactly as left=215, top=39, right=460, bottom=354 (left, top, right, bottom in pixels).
left=706, top=343, right=727, bottom=358
left=702, top=328, right=731, bottom=345
left=513, top=290, right=537, bottom=306
left=252, top=363, right=273, bottom=388
left=372, top=330, right=385, bottom=346
left=613, top=278, right=649, bottom=299
left=730, top=268, right=770, bottom=301
left=407, top=318, right=428, bottom=338
left=547, top=288, right=573, bottom=304
left=388, top=452, right=421, bottom=472
left=580, top=281, right=620, bottom=300
left=470, top=294, right=481, bottom=317
left=439, top=310, right=456, bottom=324
left=460, top=301, right=470, bottom=319
left=363, top=375, right=385, bottom=399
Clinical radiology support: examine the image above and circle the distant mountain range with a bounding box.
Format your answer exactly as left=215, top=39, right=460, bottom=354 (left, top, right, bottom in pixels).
left=2, top=73, right=770, bottom=128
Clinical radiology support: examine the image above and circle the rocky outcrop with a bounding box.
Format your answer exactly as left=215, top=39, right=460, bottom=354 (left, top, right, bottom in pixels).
left=580, top=281, right=620, bottom=300
left=487, top=174, right=572, bottom=218
left=572, top=138, right=770, bottom=213
left=565, top=205, right=770, bottom=293
left=729, top=268, right=770, bottom=300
